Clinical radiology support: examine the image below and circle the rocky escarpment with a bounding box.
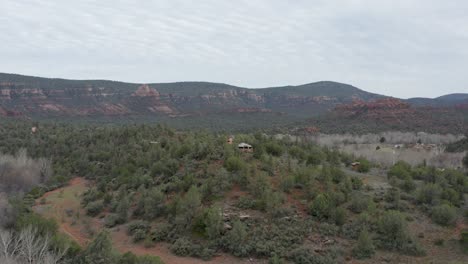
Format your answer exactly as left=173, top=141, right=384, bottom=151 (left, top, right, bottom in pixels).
left=1, top=74, right=380, bottom=118
left=306, top=97, right=468, bottom=134
left=1, top=73, right=466, bottom=134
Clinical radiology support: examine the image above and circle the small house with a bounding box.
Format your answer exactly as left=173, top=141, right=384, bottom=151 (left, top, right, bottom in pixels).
left=351, top=162, right=361, bottom=171
left=238, top=143, right=253, bottom=152
left=227, top=136, right=234, bottom=145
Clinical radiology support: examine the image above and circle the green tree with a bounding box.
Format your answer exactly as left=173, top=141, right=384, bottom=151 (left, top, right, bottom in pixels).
left=417, top=183, right=442, bottom=205
left=204, top=205, right=223, bottom=240
left=461, top=229, right=468, bottom=253
left=431, top=204, right=457, bottom=226
left=352, top=229, right=375, bottom=259
left=85, top=201, right=104, bottom=216
left=119, top=251, right=139, bottom=264
left=309, top=194, right=331, bottom=219
left=226, top=220, right=249, bottom=257
left=357, top=158, right=370, bottom=173
left=265, top=142, right=283, bottom=157
left=349, top=194, right=373, bottom=214
left=332, top=207, right=347, bottom=226
left=117, top=196, right=130, bottom=223
left=82, top=231, right=116, bottom=264
left=175, top=186, right=201, bottom=229
left=224, top=156, right=245, bottom=172
left=306, top=149, right=325, bottom=166
left=378, top=211, right=405, bottom=244
left=377, top=210, right=420, bottom=253
left=144, top=188, right=165, bottom=220
left=463, top=153, right=468, bottom=169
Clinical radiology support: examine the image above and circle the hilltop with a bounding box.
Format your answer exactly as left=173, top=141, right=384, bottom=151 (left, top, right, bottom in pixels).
left=1, top=73, right=466, bottom=133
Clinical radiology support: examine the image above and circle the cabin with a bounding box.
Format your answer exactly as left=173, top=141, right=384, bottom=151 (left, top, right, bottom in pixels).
left=351, top=162, right=361, bottom=171
left=238, top=143, right=253, bottom=152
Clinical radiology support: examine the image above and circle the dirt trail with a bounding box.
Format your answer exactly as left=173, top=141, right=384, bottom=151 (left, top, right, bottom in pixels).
left=34, top=177, right=264, bottom=264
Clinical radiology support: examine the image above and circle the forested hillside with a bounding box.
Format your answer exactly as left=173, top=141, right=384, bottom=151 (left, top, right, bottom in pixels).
left=0, top=121, right=467, bottom=263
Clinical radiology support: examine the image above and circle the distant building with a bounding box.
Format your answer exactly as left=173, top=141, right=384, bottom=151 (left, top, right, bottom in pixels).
left=227, top=136, right=234, bottom=145
left=238, top=143, right=253, bottom=152
left=351, top=162, right=361, bottom=171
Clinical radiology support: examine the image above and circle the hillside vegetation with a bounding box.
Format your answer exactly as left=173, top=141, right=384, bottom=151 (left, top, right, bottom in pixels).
left=0, top=121, right=467, bottom=263
left=447, top=138, right=468, bottom=153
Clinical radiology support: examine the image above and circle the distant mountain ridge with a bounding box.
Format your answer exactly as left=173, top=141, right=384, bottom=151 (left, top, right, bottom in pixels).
left=0, top=72, right=466, bottom=133
left=407, top=93, right=468, bottom=107
left=0, top=73, right=383, bottom=118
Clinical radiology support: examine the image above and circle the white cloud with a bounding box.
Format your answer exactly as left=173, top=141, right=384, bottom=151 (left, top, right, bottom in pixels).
left=0, top=0, right=467, bottom=98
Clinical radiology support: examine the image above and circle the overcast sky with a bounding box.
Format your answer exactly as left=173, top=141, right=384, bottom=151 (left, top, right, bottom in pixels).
left=1, top=0, right=467, bottom=98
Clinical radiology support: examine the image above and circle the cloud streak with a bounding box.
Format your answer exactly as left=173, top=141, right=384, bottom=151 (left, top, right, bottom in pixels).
left=1, top=0, right=467, bottom=98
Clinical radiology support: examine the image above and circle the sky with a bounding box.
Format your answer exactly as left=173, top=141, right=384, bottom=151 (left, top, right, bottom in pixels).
left=1, top=0, right=467, bottom=98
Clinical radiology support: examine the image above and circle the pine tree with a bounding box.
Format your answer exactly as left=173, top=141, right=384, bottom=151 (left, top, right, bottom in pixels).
left=352, top=229, right=375, bottom=259
left=82, top=231, right=116, bottom=264
left=204, top=205, right=223, bottom=239
left=227, top=220, right=249, bottom=257
left=175, top=186, right=201, bottom=229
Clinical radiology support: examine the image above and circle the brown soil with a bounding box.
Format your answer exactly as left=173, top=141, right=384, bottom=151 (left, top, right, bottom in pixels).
left=34, top=177, right=265, bottom=264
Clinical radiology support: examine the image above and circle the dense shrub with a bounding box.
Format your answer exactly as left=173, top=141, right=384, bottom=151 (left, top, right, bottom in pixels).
left=170, top=237, right=193, bottom=256
left=104, top=214, right=121, bottom=228
left=224, top=156, right=245, bottom=172
left=388, top=161, right=412, bottom=179
left=287, top=247, right=334, bottom=264
left=377, top=211, right=425, bottom=256
left=460, top=229, right=468, bottom=253
left=357, top=158, right=370, bottom=173
left=352, top=229, right=375, bottom=259
left=306, top=148, right=326, bottom=166
left=331, top=207, right=346, bottom=226
left=175, top=186, right=201, bottom=230
left=127, top=220, right=150, bottom=236
left=224, top=220, right=250, bottom=257
left=236, top=196, right=257, bottom=209
left=349, top=194, right=373, bottom=214
left=377, top=210, right=408, bottom=249
left=416, top=183, right=442, bottom=205
left=118, top=252, right=163, bottom=264
left=309, top=194, right=332, bottom=219
left=85, top=200, right=104, bottom=216
left=265, top=142, right=283, bottom=157
left=431, top=204, right=457, bottom=226
left=203, top=206, right=223, bottom=240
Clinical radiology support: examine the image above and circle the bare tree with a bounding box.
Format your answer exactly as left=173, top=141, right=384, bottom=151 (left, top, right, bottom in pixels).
left=0, top=228, right=21, bottom=261
left=0, top=226, right=68, bottom=264
left=0, top=150, right=52, bottom=194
